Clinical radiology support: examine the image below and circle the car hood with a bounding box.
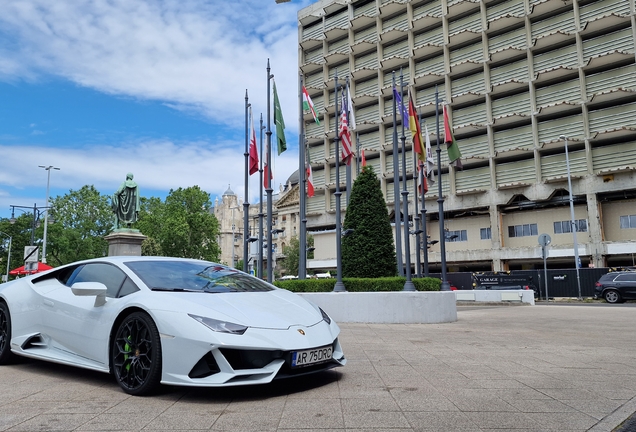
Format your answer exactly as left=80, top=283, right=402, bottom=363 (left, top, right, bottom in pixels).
left=152, top=289, right=322, bottom=329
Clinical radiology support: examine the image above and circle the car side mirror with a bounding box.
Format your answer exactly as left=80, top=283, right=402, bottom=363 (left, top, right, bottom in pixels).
left=71, top=282, right=108, bottom=307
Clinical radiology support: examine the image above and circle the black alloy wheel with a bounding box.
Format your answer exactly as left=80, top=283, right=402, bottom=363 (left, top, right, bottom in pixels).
left=0, top=302, right=15, bottom=364
left=111, top=312, right=162, bottom=396
left=604, top=289, right=621, bottom=304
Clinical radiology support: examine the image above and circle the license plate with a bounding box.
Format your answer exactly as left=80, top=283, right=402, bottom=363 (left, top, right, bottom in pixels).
left=291, top=346, right=333, bottom=367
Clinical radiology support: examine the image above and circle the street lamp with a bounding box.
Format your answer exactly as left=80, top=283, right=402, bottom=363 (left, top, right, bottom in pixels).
left=0, top=231, right=11, bottom=283
left=39, top=165, right=60, bottom=264
left=560, top=135, right=583, bottom=300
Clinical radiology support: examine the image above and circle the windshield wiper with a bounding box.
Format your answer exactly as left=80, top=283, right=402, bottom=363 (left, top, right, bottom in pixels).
left=151, top=287, right=201, bottom=292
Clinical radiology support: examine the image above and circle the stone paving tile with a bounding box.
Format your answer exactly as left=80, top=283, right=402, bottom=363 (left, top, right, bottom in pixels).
left=343, top=410, right=411, bottom=429
left=7, top=413, right=96, bottom=431
left=464, top=411, right=543, bottom=429
left=524, top=411, right=600, bottom=430
left=403, top=411, right=479, bottom=430
left=142, top=412, right=218, bottom=430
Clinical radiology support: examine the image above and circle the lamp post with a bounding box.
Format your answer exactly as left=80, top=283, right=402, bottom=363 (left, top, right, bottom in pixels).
left=39, top=165, right=60, bottom=264
left=0, top=231, right=11, bottom=283
left=560, top=135, right=582, bottom=300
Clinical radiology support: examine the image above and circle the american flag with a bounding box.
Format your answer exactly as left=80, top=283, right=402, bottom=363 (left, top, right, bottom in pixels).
left=339, top=93, right=353, bottom=165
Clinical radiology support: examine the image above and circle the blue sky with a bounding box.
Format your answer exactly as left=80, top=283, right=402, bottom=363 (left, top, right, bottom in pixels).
left=0, top=0, right=313, bottom=219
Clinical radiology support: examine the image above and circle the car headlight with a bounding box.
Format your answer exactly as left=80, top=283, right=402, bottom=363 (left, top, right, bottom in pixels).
left=189, top=314, right=248, bottom=335
left=320, top=307, right=331, bottom=325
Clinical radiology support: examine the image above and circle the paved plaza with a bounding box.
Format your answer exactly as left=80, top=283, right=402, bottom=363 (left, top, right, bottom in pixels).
left=0, top=303, right=635, bottom=431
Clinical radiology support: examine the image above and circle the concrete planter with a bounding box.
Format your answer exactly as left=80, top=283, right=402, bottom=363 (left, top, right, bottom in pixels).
left=297, top=291, right=457, bottom=324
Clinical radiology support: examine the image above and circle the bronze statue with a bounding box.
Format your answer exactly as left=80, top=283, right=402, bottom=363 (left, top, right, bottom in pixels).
left=112, top=173, right=140, bottom=229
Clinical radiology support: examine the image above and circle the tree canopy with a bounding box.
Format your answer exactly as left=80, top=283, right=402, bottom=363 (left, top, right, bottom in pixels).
left=342, top=166, right=397, bottom=278
left=136, top=186, right=221, bottom=261
left=280, top=235, right=314, bottom=277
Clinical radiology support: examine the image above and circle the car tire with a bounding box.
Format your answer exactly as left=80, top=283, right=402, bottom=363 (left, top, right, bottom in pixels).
left=0, top=302, right=16, bottom=365
left=111, top=312, right=162, bottom=396
left=604, top=289, right=621, bottom=304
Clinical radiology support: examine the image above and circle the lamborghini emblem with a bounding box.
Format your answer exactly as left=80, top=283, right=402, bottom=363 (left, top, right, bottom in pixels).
left=297, top=329, right=305, bottom=335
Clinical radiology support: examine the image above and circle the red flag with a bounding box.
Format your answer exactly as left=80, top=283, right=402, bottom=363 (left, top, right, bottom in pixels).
left=443, top=104, right=462, bottom=168
left=418, top=161, right=428, bottom=194
left=306, top=164, right=315, bottom=197
left=339, top=93, right=353, bottom=165
left=361, top=149, right=366, bottom=167
left=248, top=108, right=258, bottom=175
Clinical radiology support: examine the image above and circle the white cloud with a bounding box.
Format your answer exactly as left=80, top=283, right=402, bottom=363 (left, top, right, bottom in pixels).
left=0, top=0, right=309, bottom=127
left=0, top=0, right=312, bottom=217
left=0, top=140, right=299, bottom=210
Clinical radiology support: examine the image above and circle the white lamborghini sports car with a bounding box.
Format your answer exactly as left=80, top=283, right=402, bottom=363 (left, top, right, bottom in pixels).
left=0, top=257, right=346, bottom=395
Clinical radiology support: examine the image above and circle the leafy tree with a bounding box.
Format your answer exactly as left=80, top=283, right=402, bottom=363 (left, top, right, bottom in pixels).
left=137, top=186, right=221, bottom=261
left=0, top=214, right=34, bottom=278
left=342, top=166, right=397, bottom=278
left=46, top=185, right=113, bottom=265
left=280, top=235, right=314, bottom=276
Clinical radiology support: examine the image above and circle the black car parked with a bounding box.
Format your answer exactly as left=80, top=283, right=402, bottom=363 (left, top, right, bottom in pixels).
left=594, top=271, right=636, bottom=303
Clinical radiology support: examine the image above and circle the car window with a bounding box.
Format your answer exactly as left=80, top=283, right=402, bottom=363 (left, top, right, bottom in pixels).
left=125, top=260, right=275, bottom=293
left=68, top=263, right=127, bottom=298
left=616, top=273, right=636, bottom=282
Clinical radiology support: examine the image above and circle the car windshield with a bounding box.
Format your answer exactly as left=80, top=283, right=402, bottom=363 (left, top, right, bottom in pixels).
left=124, top=260, right=274, bottom=293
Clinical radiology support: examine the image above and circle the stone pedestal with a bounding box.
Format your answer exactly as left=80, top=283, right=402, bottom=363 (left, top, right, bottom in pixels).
left=105, top=230, right=147, bottom=257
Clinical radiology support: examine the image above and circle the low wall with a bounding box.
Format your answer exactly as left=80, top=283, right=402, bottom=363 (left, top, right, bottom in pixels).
left=455, top=289, right=535, bottom=305
left=297, top=291, right=457, bottom=324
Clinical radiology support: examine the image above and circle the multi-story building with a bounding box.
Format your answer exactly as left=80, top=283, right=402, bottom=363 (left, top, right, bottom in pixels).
left=298, top=0, right=636, bottom=272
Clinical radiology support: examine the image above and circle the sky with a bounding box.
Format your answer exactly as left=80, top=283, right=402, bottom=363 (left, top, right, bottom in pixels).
left=0, top=0, right=314, bottom=220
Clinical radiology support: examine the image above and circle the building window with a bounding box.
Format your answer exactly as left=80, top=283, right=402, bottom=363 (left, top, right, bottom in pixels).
left=508, top=224, right=538, bottom=238
left=446, top=230, right=467, bottom=242
left=620, top=215, right=636, bottom=229
left=480, top=228, right=491, bottom=240
left=554, top=219, right=588, bottom=234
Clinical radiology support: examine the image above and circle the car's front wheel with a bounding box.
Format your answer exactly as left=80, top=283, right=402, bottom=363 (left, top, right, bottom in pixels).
left=604, top=289, right=621, bottom=304
left=0, top=302, right=15, bottom=364
left=111, top=312, right=162, bottom=396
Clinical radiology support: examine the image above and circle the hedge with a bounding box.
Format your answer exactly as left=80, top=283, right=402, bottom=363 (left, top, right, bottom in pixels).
left=274, top=277, right=441, bottom=293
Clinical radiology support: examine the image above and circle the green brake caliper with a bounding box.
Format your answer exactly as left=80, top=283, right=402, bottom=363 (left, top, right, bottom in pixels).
left=124, top=336, right=132, bottom=371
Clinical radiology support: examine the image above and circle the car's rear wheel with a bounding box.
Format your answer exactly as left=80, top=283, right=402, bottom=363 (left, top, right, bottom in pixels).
left=604, top=289, right=621, bottom=304
left=111, top=312, right=162, bottom=396
left=0, top=302, right=16, bottom=364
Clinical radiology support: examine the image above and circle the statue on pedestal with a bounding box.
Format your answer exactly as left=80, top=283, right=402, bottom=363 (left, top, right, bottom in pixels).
left=112, top=173, right=140, bottom=229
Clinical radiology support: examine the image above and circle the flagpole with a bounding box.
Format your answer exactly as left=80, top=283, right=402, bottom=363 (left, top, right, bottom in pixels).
left=392, top=72, right=403, bottom=277
left=334, top=71, right=346, bottom=292
left=399, top=71, right=415, bottom=290
left=413, top=108, right=422, bottom=278
left=266, top=59, right=274, bottom=283
left=355, top=132, right=360, bottom=176
left=299, top=73, right=307, bottom=280
left=259, top=113, right=265, bottom=279
left=243, top=90, right=250, bottom=273
left=435, top=87, right=451, bottom=291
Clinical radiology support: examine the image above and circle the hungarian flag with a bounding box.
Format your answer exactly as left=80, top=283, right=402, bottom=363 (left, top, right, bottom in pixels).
left=306, top=164, right=315, bottom=197
left=424, top=124, right=436, bottom=187
left=339, top=93, right=354, bottom=165
left=361, top=149, right=366, bottom=167
left=443, top=104, right=462, bottom=169
left=248, top=107, right=259, bottom=175
left=302, top=86, right=319, bottom=125
left=273, top=80, right=286, bottom=155
left=408, top=89, right=425, bottom=162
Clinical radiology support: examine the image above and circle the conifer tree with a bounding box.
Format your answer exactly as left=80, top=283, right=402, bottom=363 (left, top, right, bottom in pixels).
left=342, top=166, right=397, bottom=278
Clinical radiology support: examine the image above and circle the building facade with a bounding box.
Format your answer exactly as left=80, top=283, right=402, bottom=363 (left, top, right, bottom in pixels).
left=214, top=178, right=302, bottom=277
left=298, top=0, right=636, bottom=272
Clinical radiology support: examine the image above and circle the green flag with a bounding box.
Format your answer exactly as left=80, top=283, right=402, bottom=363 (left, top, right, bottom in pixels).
left=273, top=81, right=286, bottom=155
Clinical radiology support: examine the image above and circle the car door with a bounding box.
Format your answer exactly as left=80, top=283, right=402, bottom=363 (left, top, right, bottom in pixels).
left=616, top=273, right=636, bottom=299
left=42, top=263, right=135, bottom=367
